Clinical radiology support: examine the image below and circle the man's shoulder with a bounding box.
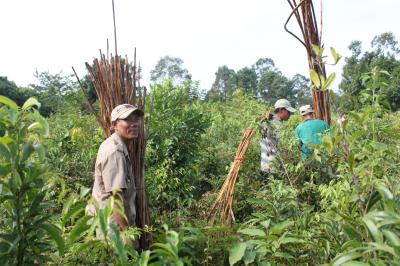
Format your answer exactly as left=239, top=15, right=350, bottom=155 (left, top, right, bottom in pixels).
left=313, top=119, right=330, bottom=129
left=296, top=121, right=307, bottom=131
left=97, top=136, right=126, bottom=160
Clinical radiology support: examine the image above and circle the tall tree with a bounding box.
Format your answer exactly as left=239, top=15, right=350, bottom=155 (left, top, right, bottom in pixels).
left=340, top=32, right=400, bottom=110
left=209, top=65, right=236, bottom=101
left=291, top=74, right=312, bottom=106
left=252, top=58, right=275, bottom=81
left=0, top=77, right=35, bottom=106
left=257, top=70, right=295, bottom=104
left=232, top=67, right=257, bottom=95
left=150, top=56, right=192, bottom=85
left=30, top=71, right=78, bottom=116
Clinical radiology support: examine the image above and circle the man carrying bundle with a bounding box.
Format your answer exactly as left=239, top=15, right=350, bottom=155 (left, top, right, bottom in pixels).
left=260, top=99, right=296, bottom=176
left=90, top=104, right=144, bottom=248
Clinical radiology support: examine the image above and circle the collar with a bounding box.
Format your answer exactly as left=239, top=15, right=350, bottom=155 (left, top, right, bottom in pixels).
left=111, top=133, right=129, bottom=157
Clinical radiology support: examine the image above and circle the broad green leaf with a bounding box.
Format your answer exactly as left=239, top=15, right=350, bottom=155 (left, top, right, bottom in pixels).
left=260, top=219, right=270, bottom=230
left=0, top=136, right=13, bottom=145
left=382, top=230, right=400, bottom=247
left=80, top=186, right=91, bottom=198
left=322, top=135, right=334, bottom=154
left=342, top=262, right=369, bottom=266
left=0, top=143, right=11, bottom=162
left=243, top=250, right=256, bottom=265
left=342, top=240, right=363, bottom=251
left=75, top=239, right=101, bottom=253
left=270, top=221, right=293, bottom=236
left=138, top=250, right=150, bottom=266
left=330, top=47, right=342, bottom=63
left=310, top=69, right=322, bottom=89
left=22, top=97, right=41, bottom=111
left=379, top=70, right=390, bottom=76
left=12, top=169, right=22, bottom=189
left=0, top=166, right=8, bottom=176
left=166, top=230, right=180, bottom=254
left=366, top=191, right=381, bottom=212
left=229, top=242, right=247, bottom=266
left=369, top=242, right=397, bottom=257
left=376, top=184, right=393, bottom=200
left=110, top=223, right=128, bottom=264
left=9, top=109, right=17, bottom=125
left=32, top=110, right=49, bottom=137
left=238, top=228, right=266, bottom=237
left=152, top=243, right=178, bottom=258
left=0, top=96, right=18, bottom=110
left=363, top=217, right=383, bottom=243
left=322, top=72, right=336, bottom=91
left=348, top=152, right=355, bottom=171
left=98, top=209, right=109, bottom=238
left=280, top=237, right=306, bottom=244
left=33, top=144, right=45, bottom=161
left=39, top=223, right=64, bottom=255
left=20, top=143, right=34, bottom=164
left=311, top=44, right=324, bottom=58
left=62, top=202, right=86, bottom=225
left=368, top=211, right=400, bottom=225
left=27, top=122, right=42, bottom=132
left=331, top=251, right=363, bottom=266
left=69, top=215, right=91, bottom=243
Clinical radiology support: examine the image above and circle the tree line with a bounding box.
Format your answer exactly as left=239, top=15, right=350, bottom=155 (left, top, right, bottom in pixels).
left=1, top=32, right=399, bottom=113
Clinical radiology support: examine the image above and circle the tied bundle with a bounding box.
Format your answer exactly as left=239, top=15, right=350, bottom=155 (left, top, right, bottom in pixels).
left=208, top=128, right=255, bottom=227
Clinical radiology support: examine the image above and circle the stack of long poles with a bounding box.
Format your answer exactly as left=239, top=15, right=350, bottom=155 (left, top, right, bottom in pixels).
left=208, top=128, right=255, bottom=227
left=75, top=49, right=152, bottom=249
left=285, top=0, right=331, bottom=124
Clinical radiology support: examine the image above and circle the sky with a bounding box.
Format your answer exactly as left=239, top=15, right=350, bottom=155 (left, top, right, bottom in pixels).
left=1, top=0, right=400, bottom=92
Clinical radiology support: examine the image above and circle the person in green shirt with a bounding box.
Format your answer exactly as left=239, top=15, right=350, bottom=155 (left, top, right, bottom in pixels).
left=295, top=105, right=330, bottom=159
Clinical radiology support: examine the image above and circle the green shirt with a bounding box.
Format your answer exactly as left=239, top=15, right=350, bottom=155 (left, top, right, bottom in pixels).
left=295, top=119, right=330, bottom=159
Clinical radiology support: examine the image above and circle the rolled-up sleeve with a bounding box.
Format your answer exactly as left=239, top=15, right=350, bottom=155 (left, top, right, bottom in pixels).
left=101, top=151, right=127, bottom=193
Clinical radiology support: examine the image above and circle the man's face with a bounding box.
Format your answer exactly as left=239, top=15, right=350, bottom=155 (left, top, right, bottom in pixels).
left=114, top=112, right=142, bottom=140
left=279, top=108, right=291, bottom=121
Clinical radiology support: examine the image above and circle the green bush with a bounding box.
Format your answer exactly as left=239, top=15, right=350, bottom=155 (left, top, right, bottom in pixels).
left=0, top=96, right=63, bottom=265
left=146, top=81, right=211, bottom=213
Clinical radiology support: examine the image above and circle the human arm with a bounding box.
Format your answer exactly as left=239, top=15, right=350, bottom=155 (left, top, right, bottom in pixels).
left=101, top=151, right=129, bottom=229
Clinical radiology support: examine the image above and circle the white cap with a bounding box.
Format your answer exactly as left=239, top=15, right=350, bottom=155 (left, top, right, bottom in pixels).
left=274, top=99, right=296, bottom=113
left=299, top=105, right=314, bottom=116
left=111, top=104, right=144, bottom=122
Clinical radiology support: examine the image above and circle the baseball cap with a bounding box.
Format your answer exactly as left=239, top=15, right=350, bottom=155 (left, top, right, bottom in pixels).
left=299, top=105, right=314, bottom=116
left=111, top=104, right=144, bottom=122
left=274, top=99, right=296, bottom=113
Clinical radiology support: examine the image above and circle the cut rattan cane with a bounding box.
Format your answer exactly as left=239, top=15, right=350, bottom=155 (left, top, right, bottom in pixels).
left=208, top=128, right=255, bottom=227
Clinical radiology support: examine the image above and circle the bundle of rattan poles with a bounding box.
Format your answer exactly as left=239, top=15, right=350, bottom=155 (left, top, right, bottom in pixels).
left=208, top=128, right=255, bottom=227
left=285, top=0, right=331, bottom=124
left=73, top=49, right=152, bottom=249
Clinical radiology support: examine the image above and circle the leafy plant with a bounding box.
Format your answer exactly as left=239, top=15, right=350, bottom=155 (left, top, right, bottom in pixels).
left=146, top=81, right=210, bottom=213
left=0, top=96, right=63, bottom=265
